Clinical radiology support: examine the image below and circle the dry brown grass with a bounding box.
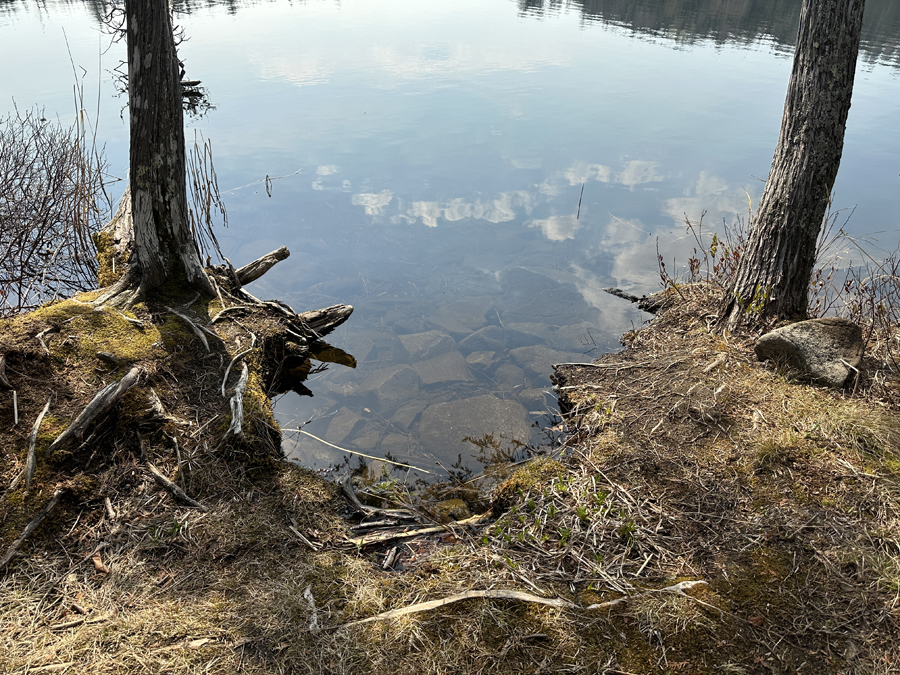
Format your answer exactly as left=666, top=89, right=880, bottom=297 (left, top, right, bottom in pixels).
left=3, top=284, right=900, bottom=674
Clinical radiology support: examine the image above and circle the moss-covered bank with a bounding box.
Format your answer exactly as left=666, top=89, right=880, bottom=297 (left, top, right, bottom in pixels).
left=1, top=285, right=898, bottom=674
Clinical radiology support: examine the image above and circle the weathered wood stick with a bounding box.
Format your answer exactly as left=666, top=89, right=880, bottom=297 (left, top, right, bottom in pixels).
left=25, top=400, right=51, bottom=492
left=147, top=462, right=208, bottom=511
left=0, top=354, right=12, bottom=389
left=36, top=328, right=55, bottom=356
left=0, top=489, right=65, bottom=571
left=221, top=333, right=257, bottom=397
left=296, top=304, right=354, bottom=339
left=235, top=246, right=290, bottom=286
left=48, top=366, right=141, bottom=454
left=342, top=589, right=575, bottom=627
left=104, top=496, right=117, bottom=521
left=289, top=429, right=434, bottom=474
left=584, top=580, right=708, bottom=611
left=225, top=363, right=248, bottom=437
left=165, top=307, right=210, bottom=352
left=210, top=305, right=253, bottom=324
left=338, top=474, right=417, bottom=521
left=347, top=512, right=489, bottom=547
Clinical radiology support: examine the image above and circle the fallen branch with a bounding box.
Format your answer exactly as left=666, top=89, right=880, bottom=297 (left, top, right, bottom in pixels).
left=0, top=489, right=66, bottom=571
left=221, top=333, right=257, bottom=397
left=225, top=363, right=249, bottom=437
left=235, top=246, right=290, bottom=285
left=36, top=327, right=55, bottom=356
left=284, top=428, right=435, bottom=475
left=342, top=589, right=576, bottom=627
left=165, top=307, right=210, bottom=353
left=25, top=399, right=51, bottom=491
left=16, top=662, right=76, bottom=673
left=585, top=579, right=708, bottom=611
left=347, top=512, right=489, bottom=547
left=147, top=462, right=208, bottom=511
left=49, top=367, right=142, bottom=454
left=210, top=305, right=253, bottom=324
left=339, top=473, right=418, bottom=520
left=0, top=354, right=12, bottom=389
left=296, top=304, right=354, bottom=339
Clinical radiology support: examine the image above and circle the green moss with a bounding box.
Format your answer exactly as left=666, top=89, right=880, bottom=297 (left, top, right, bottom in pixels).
left=493, top=457, right=565, bottom=508
left=69, top=309, right=161, bottom=364
left=93, top=229, right=125, bottom=287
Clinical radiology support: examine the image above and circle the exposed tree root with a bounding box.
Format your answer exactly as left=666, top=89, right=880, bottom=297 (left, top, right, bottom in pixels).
left=48, top=366, right=142, bottom=454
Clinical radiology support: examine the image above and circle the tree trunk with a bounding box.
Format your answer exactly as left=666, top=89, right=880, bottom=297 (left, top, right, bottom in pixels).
left=721, top=0, right=865, bottom=330
left=124, top=0, right=212, bottom=299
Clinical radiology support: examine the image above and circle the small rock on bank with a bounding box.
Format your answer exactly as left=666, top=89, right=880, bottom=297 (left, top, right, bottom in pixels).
left=754, top=317, right=863, bottom=388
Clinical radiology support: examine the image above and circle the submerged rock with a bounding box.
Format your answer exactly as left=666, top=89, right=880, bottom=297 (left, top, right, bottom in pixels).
left=396, top=330, right=458, bottom=362
left=325, top=407, right=366, bottom=444
left=509, top=345, right=590, bottom=381
left=353, top=364, right=420, bottom=411
left=413, top=350, right=474, bottom=386
left=754, top=317, right=864, bottom=388
left=465, top=350, right=498, bottom=374
left=498, top=267, right=595, bottom=324
left=426, top=296, right=495, bottom=336
left=417, top=395, right=532, bottom=462
left=458, top=325, right=505, bottom=355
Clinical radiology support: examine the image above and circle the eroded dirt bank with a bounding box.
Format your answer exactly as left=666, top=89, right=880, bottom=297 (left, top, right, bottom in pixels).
left=2, top=285, right=898, bottom=674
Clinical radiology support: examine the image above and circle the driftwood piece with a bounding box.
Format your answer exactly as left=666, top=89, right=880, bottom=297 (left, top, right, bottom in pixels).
left=221, top=333, right=257, bottom=397
left=584, top=580, right=708, bottom=611
left=296, top=304, right=354, bottom=339
left=0, top=354, right=12, bottom=389
left=25, top=400, right=51, bottom=491
left=210, top=305, right=253, bottom=324
left=339, top=473, right=417, bottom=520
left=165, top=307, right=210, bottom=353
left=49, top=367, right=141, bottom=454
left=235, top=246, right=290, bottom=285
left=0, top=489, right=65, bottom=571
left=347, top=512, right=489, bottom=547
left=147, top=462, right=208, bottom=511
left=225, top=363, right=249, bottom=437
left=342, top=589, right=576, bottom=627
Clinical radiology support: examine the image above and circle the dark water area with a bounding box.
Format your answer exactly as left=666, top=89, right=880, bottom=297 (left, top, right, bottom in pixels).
left=2, top=0, right=899, bottom=480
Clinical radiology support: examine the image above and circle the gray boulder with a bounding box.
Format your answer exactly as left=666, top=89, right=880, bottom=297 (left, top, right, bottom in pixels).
left=458, top=325, right=505, bottom=355
left=413, top=350, right=474, bottom=386
left=353, top=364, right=420, bottom=411
left=396, top=330, right=457, bottom=361
left=417, top=395, right=533, bottom=463
left=754, top=317, right=864, bottom=388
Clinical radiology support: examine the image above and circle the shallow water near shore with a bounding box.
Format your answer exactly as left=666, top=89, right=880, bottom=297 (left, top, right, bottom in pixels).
left=2, top=0, right=900, bottom=479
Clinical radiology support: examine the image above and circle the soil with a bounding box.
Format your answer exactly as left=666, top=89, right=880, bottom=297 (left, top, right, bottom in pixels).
left=1, top=283, right=898, bottom=674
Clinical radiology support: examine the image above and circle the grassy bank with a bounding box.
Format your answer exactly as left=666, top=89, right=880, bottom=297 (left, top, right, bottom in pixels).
left=1, top=284, right=898, bottom=674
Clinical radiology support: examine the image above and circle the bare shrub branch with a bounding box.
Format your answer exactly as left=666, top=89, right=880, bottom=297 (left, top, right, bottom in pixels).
left=0, top=106, right=110, bottom=316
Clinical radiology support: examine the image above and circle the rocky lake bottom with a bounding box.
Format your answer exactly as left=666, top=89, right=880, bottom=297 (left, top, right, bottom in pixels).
left=279, top=266, right=608, bottom=477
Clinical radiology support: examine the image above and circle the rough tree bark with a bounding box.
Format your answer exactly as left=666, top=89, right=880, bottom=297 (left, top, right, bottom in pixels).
left=99, top=0, right=212, bottom=305
left=721, top=0, right=866, bottom=330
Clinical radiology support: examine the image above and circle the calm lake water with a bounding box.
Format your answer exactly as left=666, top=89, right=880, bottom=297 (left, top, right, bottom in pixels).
left=3, top=0, right=899, bottom=479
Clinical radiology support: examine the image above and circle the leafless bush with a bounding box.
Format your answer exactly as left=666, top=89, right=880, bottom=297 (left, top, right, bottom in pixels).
left=0, top=106, right=111, bottom=317
left=842, top=248, right=900, bottom=372
left=657, top=211, right=746, bottom=293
